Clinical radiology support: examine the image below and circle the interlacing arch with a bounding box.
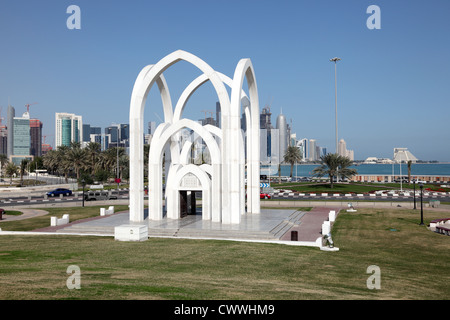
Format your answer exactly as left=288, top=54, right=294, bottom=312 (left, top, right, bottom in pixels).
left=129, top=50, right=260, bottom=224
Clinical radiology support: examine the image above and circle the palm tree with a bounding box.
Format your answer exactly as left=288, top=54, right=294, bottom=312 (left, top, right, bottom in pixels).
left=5, top=162, right=18, bottom=185
left=66, top=146, right=88, bottom=180
left=336, top=156, right=357, bottom=182
left=283, top=146, right=302, bottom=178
left=0, top=154, right=9, bottom=178
left=43, top=150, right=59, bottom=174
left=19, top=159, right=29, bottom=186
left=55, top=145, right=71, bottom=183
left=118, top=152, right=129, bottom=181
left=98, top=148, right=118, bottom=181
left=85, top=142, right=101, bottom=175
left=114, top=147, right=127, bottom=180
left=407, top=160, right=412, bottom=183
left=313, top=153, right=357, bottom=188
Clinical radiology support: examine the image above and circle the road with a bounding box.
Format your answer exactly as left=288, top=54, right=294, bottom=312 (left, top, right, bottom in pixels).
left=0, top=189, right=130, bottom=208
left=1, top=188, right=449, bottom=208
left=272, top=191, right=450, bottom=203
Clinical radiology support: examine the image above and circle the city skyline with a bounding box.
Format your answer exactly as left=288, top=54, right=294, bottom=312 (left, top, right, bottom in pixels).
left=1, top=1, right=449, bottom=161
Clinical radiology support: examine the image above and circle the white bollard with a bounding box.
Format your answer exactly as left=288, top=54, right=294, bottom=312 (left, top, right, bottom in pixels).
left=329, top=210, right=336, bottom=222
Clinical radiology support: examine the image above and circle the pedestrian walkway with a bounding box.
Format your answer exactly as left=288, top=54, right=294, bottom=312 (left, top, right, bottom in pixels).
left=1, top=205, right=343, bottom=248
left=0, top=209, right=49, bottom=222
left=279, top=207, right=340, bottom=242
left=29, top=207, right=341, bottom=247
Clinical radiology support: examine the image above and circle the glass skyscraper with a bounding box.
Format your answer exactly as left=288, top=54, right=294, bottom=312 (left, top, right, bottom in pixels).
left=55, top=112, right=83, bottom=148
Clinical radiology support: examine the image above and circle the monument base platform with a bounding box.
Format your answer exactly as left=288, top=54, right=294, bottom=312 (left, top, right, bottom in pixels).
left=114, top=224, right=148, bottom=242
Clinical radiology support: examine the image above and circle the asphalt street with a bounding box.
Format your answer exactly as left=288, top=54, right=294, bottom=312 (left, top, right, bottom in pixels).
left=0, top=189, right=449, bottom=208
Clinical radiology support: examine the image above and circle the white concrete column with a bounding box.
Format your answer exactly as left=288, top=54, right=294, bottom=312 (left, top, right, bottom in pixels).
left=202, top=188, right=211, bottom=220
left=229, top=111, right=241, bottom=224
left=212, top=163, right=222, bottom=223
left=129, top=115, right=144, bottom=222
left=221, top=112, right=231, bottom=224
left=148, top=163, right=163, bottom=220
left=250, top=120, right=261, bottom=214
left=239, top=129, right=246, bottom=215
left=244, top=105, right=253, bottom=213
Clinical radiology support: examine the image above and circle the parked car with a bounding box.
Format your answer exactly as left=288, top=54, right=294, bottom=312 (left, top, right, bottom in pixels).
left=84, top=190, right=117, bottom=201
left=47, top=188, right=72, bottom=197
left=260, top=193, right=271, bottom=199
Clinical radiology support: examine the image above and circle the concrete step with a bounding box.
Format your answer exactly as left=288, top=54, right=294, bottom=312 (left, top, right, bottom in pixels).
left=270, top=210, right=306, bottom=238
left=58, top=225, right=115, bottom=235
left=148, top=227, right=278, bottom=240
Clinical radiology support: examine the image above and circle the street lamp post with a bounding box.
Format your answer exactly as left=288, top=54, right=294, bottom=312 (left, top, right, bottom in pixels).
left=330, top=57, right=341, bottom=154
left=399, top=160, right=403, bottom=192
left=419, top=183, right=424, bottom=225
left=413, top=180, right=416, bottom=210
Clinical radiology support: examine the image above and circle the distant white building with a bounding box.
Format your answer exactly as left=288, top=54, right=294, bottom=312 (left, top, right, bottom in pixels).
left=393, top=148, right=418, bottom=163
left=297, top=138, right=308, bottom=161
left=338, top=138, right=354, bottom=161
left=364, top=157, right=393, bottom=164
left=309, top=139, right=317, bottom=161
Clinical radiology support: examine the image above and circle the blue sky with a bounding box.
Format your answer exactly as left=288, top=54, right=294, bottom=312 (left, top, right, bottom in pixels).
left=1, top=0, right=449, bottom=161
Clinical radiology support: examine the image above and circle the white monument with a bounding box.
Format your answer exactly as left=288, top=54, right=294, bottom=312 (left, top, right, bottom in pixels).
left=120, top=50, right=260, bottom=240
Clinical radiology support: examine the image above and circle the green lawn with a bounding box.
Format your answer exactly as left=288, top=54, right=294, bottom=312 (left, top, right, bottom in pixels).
left=274, top=183, right=388, bottom=194
left=0, top=206, right=449, bottom=300
left=273, top=181, right=445, bottom=194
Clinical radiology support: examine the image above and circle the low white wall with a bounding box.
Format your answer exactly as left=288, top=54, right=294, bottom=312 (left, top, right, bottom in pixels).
left=100, top=206, right=115, bottom=216
left=50, top=214, right=70, bottom=226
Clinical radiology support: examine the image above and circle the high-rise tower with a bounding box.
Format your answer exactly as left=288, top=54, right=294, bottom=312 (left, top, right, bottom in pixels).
left=7, top=105, right=15, bottom=157
left=276, top=110, right=287, bottom=162
left=55, top=113, right=83, bottom=148
left=30, top=119, right=43, bottom=157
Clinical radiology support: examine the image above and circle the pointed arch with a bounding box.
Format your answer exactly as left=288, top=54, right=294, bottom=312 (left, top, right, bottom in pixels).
left=130, top=50, right=231, bottom=222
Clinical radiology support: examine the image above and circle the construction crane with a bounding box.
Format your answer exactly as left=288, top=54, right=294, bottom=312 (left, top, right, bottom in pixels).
left=42, top=134, right=54, bottom=144
left=200, top=110, right=218, bottom=126
left=25, top=102, right=38, bottom=113
left=201, top=110, right=217, bottom=118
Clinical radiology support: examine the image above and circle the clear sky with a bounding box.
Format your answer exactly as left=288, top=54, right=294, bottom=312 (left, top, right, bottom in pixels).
left=1, top=0, right=449, bottom=161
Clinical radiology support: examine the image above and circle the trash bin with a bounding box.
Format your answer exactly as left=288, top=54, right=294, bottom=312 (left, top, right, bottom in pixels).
left=291, top=230, right=298, bottom=241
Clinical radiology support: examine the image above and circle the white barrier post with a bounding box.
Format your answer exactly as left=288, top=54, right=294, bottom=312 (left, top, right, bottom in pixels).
left=329, top=210, right=336, bottom=222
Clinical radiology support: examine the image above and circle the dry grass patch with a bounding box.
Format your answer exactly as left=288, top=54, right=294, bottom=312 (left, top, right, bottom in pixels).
left=0, top=207, right=449, bottom=299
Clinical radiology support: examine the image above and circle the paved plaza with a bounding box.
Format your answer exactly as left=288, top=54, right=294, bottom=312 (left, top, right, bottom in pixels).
left=27, top=206, right=340, bottom=246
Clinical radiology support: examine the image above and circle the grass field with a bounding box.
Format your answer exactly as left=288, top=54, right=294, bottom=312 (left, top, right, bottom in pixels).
left=0, top=206, right=449, bottom=300
left=274, top=183, right=388, bottom=194
left=272, top=181, right=444, bottom=194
